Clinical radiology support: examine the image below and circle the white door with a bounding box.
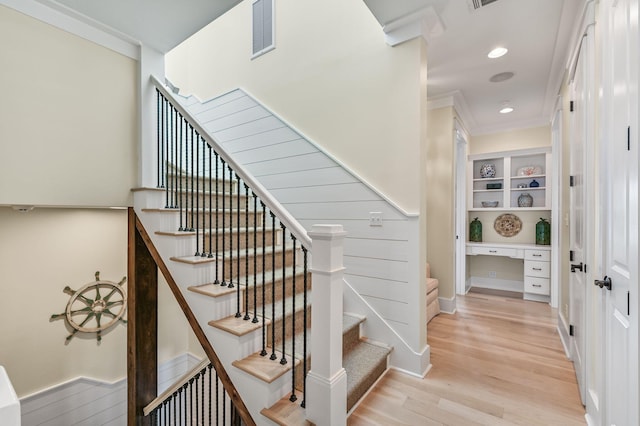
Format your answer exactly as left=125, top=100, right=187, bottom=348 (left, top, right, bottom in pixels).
left=569, top=40, right=587, bottom=405
left=455, top=123, right=468, bottom=295
left=600, top=0, right=639, bottom=424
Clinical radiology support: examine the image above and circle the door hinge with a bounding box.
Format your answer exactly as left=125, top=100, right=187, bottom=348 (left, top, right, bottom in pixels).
left=628, top=291, right=631, bottom=316
left=628, top=126, right=631, bottom=151
left=570, top=100, right=575, bottom=112
left=569, top=250, right=575, bottom=261
left=584, top=264, right=587, bottom=273
left=570, top=175, right=575, bottom=187
left=569, top=324, right=574, bottom=336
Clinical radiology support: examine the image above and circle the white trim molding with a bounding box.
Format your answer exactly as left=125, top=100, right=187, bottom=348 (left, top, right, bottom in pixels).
left=438, top=295, right=457, bottom=314
left=382, top=6, right=444, bottom=47
left=0, top=0, right=140, bottom=59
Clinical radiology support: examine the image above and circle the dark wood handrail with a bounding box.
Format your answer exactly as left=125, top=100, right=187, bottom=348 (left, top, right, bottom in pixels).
left=130, top=208, right=256, bottom=426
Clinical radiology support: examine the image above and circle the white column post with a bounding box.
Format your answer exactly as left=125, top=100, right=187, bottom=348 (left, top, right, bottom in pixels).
left=306, top=224, right=347, bottom=426
left=138, top=45, right=165, bottom=188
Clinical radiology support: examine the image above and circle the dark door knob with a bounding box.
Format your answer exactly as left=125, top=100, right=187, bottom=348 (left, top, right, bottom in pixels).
left=594, top=276, right=612, bottom=290
left=571, top=262, right=584, bottom=273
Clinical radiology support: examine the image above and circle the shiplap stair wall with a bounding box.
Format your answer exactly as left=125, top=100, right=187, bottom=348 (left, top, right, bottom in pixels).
left=176, top=90, right=421, bottom=352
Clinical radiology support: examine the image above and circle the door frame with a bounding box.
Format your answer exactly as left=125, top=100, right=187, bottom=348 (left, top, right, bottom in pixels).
left=454, top=119, right=469, bottom=296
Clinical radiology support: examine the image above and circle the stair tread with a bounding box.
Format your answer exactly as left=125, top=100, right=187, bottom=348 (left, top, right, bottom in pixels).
left=208, top=315, right=270, bottom=336
left=170, top=243, right=294, bottom=265
left=343, top=341, right=391, bottom=411
left=261, top=393, right=312, bottom=426
left=156, top=226, right=271, bottom=236
left=232, top=351, right=300, bottom=384
left=188, top=283, right=236, bottom=298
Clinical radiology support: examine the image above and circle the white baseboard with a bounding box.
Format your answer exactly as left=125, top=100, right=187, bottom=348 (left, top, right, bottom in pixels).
left=20, top=352, right=202, bottom=426
left=557, top=312, right=572, bottom=359
left=469, top=276, right=524, bottom=292
left=438, top=296, right=456, bottom=314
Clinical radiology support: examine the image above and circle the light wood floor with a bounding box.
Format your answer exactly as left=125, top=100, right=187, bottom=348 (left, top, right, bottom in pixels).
left=349, top=291, right=586, bottom=425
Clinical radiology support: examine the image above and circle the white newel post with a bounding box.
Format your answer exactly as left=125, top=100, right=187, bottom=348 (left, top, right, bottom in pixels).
left=139, top=45, right=165, bottom=189
left=306, top=224, right=347, bottom=426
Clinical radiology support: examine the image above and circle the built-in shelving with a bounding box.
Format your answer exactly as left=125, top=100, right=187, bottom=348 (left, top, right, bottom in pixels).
left=468, top=147, right=552, bottom=211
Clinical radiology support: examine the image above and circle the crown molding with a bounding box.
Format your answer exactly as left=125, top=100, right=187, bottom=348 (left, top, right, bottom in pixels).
left=1, top=0, right=140, bottom=59
left=383, top=6, right=444, bottom=47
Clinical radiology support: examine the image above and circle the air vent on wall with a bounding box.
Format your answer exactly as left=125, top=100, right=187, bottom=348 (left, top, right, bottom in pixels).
left=468, top=0, right=500, bottom=10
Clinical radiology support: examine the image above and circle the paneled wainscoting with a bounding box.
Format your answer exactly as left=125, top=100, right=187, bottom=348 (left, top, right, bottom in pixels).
left=20, top=353, right=201, bottom=426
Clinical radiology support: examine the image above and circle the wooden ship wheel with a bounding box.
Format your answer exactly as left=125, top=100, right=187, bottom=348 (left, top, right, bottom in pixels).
left=51, top=272, right=127, bottom=342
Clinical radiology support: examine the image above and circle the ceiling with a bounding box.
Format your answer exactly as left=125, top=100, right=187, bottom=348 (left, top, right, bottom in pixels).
left=36, top=0, right=242, bottom=53
left=34, top=0, right=583, bottom=135
left=424, top=0, right=584, bottom=135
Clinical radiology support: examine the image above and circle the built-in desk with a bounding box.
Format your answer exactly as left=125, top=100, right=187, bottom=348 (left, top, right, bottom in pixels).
left=466, top=242, right=552, bottom=302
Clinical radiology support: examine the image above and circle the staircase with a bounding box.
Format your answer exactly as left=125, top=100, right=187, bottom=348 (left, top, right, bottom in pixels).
left=133, top=79, right=392, bottom=424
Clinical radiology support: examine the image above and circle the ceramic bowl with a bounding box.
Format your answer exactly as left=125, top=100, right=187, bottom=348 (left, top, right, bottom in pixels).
left=481, top=201, right=499, bottom=208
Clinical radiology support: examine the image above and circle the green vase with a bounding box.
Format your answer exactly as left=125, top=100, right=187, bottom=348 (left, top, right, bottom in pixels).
left=536, top=218, right=550, bottom=245
left=469, top=217, right=482, bottom=242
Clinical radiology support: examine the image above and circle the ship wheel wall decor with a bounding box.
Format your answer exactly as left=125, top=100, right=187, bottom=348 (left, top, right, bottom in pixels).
left=51, top=271, right=127, bottom=343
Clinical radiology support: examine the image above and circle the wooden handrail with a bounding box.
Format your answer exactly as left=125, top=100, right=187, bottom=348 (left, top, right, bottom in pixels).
left=142, top=358, right=210, bottom=416
left=132, top=209, right=256, bottom=426
left=150, top=75, right=312, bottom=251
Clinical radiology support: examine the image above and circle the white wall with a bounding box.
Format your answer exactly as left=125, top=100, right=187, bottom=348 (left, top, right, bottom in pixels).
left=0, top=207, right=194, bottom=398
left=166, top=0, right=425, bottom=214
left=0, top=5, right=138, bottom=208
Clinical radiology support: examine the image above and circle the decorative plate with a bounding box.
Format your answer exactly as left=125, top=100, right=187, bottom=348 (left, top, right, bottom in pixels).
left=516, top=165, right=543, bottom=176
left=494, top=213, right=522, bottom=237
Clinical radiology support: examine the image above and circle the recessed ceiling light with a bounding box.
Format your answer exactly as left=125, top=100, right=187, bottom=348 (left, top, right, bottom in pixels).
left=500, top=106, right=514, bottom=114
left=490, top=71, right=515, bottom=83
left=488, top=47, right=508, bottom=59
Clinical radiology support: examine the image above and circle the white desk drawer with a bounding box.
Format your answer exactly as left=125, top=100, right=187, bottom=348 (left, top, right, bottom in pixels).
left=525, top=249, right=550, bottom=261
left=524, top=277, right=550, bottom=295
left=525, top=260, right=550, bottom=278
left=471, top=246, right=518, bottom=257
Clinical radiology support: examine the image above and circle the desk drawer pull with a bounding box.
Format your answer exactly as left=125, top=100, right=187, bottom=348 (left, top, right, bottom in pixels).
left=533, top=284, right=542, bottom=287
left=533, top=254, right=542, bottom=257
left=489, top=250, right=497, bottom=253
left=532, top=267, right=542, bottom=271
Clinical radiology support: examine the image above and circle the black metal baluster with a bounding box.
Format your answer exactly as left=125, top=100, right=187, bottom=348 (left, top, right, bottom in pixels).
left=183, top=384, right=188, bottom=425
left=201, top=368, right=205, bottom=423
left=290, top=234, right=297, bottom=400
left=162, top=401, right=167, bottom=426
left=178, top=115, right=184, bottom=231
left=162, top=97, right=167, bottom=202
left=260, top=202, right=268, bottom=356
left=221, top=160, right=227, bottom=287
left=189, top=378, right=194, bottom=424
left=177, top=387, right=182, bottom=425
left=189, top=125, right=195, bottom=232
left=270, top=211, right=277, bottom=361
left=280, top=223, right=288, bottom=366
left=244, top=183, right=251, bottom=321
left=252, top=192, right=259, bottom=323
left=195, top=132, right=201, bottom=256
left=214, top=152, right=220, bottom=283
left=235, top=173, right=241, bottom=313
left=208, top=364, right=212, bottom=425
left=201, top=137, right=207, bottom=257
left=228, top=165, right=235, bottom=290
left=195, top=374, right=199, bottom=425
left=208, top=147, right=213, bottom=258
left=222, top=388, right=226, bottom=426
left=172, top=106, right=177, bottom=208
left=302, top=246, right=308, bottom=408
left=156, top=90, right=161, bottom=188
left=183, top=122, right=190, bottom=232
left=215, top=371, right=219, bottom=426
left=172, top=392, right=176, bottom=425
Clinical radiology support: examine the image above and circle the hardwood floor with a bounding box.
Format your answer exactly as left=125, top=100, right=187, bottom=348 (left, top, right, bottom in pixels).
left=349, top=292, right=586, bottom=425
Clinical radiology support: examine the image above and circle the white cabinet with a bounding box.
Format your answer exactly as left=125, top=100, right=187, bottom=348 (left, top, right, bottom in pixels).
left=524, top=249, right=551, bottom=301
left=468, top=147, right=552, bottom=211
